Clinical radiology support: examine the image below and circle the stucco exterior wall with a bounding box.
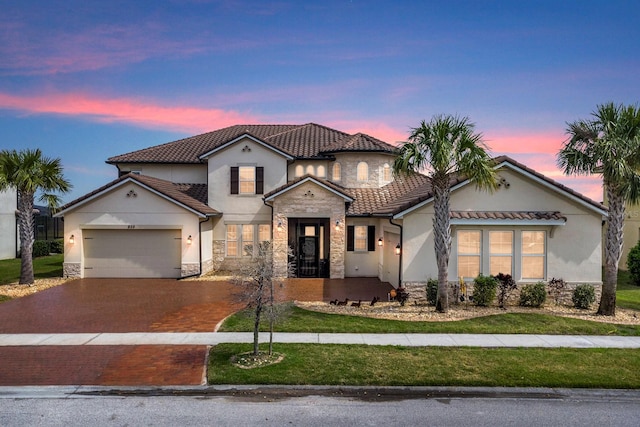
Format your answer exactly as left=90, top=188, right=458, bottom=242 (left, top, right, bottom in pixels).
left=621, top=202, right=640, bottom=270
left=62, top=182, right=203, bottom=277
left=344, top=218, right=381, bottom=277
left=116, top=163, right=207, bottom=184
left=0, top=189, right=17, bottom=260
left=401, top=168, right=604, bottom=287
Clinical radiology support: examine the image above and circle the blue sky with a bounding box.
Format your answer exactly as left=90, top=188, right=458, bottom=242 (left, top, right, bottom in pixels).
left=1, top=0, right=639, bottom=203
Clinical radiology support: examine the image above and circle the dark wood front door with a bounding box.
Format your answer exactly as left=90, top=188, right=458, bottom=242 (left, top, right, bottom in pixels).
left=298, top=236, right=319, bottom=277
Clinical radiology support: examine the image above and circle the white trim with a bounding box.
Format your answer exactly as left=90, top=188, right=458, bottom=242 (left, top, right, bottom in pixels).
left=450, top=219, right=566, bottom=226
left=264, top=176, right=354, bottom=202
left=198, top=134, right=295, bottom=160
left=55, top=177, right=209, bottom=218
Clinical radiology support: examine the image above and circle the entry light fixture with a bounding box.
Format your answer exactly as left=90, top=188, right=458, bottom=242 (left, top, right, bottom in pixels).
left=335, top=220, right=340, bottom=231
left=395, top=243, right=401, bottom=255
left=277, top=221, right=283, bottom=232
left=378, top=237, right=383, bottom=247
left=69, top=234, right=75, bottom=244
left=187, top=235, right=193, bottom=245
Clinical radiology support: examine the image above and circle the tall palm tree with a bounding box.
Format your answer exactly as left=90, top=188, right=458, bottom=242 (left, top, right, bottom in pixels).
left=558, top=102, right=640, bottom=316
left=0, top=149, right=71, bottom=285
left=393, top=115, right=497, bottom=312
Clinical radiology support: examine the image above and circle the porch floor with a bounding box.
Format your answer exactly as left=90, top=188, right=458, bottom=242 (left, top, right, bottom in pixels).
left=280, top=277, right=394, bottom=303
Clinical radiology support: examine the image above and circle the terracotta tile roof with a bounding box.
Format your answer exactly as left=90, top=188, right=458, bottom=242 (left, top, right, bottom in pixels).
left=264, top=174, right=354, bottom=202
left=57, top=174, right=218, bottom=217
left=450, top=211, right=566, bottom=221
left=107, top=123, right=394, bottom=164
left=347, top=173, right=430, bottom=216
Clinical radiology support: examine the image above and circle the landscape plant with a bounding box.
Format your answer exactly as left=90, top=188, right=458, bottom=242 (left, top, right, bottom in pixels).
left=572, top=284, right=596, bottom=309
left=426, top=278, right=438, bottom=305
left=519, top=282, right=547, bottom=307
left=472, top=274, right=498, bottom=306
left=393, top=114, right=497, bottom=312
left=494, top=273, right=517, bottom=308
left=547, top=277, right=567, bottom=305
left=626, top=241, right=640, bottom=286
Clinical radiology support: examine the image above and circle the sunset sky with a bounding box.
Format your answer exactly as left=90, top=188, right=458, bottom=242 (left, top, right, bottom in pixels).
left=1, top=0, right=639, bottom=203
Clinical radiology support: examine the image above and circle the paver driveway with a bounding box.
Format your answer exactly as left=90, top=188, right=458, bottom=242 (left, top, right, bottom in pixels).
left=0, top=277, right=392, bottom=386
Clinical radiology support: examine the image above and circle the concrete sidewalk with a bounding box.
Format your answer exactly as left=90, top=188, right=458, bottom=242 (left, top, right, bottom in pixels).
left=2, top=332, right=640, bottom=348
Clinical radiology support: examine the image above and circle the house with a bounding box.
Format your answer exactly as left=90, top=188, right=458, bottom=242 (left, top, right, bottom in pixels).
left=0, top=189, right=18, bottom=260
left=55, top=123, right=606, bottom=298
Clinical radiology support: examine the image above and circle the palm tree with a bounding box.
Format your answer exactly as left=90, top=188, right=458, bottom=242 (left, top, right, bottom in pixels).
left=0, top=149, right=71, bottom=285
left=393, top=115, right=497, bottom=312
left=558, top=102, right=640, bottom=316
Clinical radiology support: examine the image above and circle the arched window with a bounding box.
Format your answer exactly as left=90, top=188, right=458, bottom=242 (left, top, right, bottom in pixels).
left=332, top=163, right=341, bottom=181
left=317, top=165, right=326, bottom=178
left=357, top=162, right=368, bottom=181
left=295, top=165, right=303, bottom=177
left=382, top=163, right=391, bottom=182
left=306, top=165, right=314, bottom=175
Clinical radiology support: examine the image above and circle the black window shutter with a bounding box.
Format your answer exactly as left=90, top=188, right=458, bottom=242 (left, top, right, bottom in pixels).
left=230, top=167, right=239, bottom=194
left=368, top=225, right=376, bottom=251
left=256, top=167, right=264, bottom=194
left=347, top=226, right=354, bottom=252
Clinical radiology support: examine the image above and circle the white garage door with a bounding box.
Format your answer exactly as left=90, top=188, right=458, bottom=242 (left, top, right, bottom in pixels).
left=83, top=229, right=182, bottom=278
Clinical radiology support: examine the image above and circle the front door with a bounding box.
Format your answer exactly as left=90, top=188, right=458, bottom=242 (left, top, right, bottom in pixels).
left=298, top=236, right=319, bottom=277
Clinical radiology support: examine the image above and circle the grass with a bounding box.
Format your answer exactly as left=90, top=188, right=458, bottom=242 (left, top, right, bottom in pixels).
left=220, top=304, right=640, bottom=336
left=0, top=254, right=64, bottom=285
left=208, top=344, right=640, bottom=388
left=615, top=269, right=640, bottom=311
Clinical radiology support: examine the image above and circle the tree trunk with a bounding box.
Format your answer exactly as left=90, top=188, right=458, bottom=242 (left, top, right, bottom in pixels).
left=253, top=279, right=264, bottom=355
left=599, top=186, right=624, bottom=316
left=433, top=176, right=451, bottom=313
left=17, top=191, right=35, bottom=285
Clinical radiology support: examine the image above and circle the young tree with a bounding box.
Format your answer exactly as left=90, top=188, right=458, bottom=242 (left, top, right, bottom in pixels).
left=393, top=115, right=497, bottom=312
left=558, top=102, right=640, bottom=316
left=0, top=149, right=71, bottom=284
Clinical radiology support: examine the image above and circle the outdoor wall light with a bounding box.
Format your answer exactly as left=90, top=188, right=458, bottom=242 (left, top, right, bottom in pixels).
left=69, top=234, right=75, bottom=244
left=378, top=237, right=383, bottom=247
left=395, top=243, right=401, bottom=255
left=335, top=220, right=340, bottom=230
left=187, top=235, right=192, bottom=245
left=277, top=221, right=283, bottom=232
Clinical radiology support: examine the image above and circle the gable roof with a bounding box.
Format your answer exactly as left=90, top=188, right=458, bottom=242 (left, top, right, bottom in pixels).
left=264, top=175, right=354, bottom=203
left=390, top=156, right=607, bottom=219
left=55, top=174, right=219, bottom=218
left=107, top=123, right=397, bottom=164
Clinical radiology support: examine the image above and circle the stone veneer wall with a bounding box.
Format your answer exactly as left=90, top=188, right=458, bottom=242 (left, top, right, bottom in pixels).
left=63, top=262, right=81, bottom=278
left=272, top=181, right=346, bottom=279
left=402, top=280, right=603, bottom=308
left=181, top=263, right=200, bottom=277
left=333, top=153, right=393, bottom=189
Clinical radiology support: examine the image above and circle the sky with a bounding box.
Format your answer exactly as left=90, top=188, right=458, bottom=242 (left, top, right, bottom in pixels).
left=1, top=0, right=639, bottom=204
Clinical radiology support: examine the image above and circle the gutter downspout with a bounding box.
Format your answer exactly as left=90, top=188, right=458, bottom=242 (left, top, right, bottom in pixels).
left=389, top=218, right=403, bottom=288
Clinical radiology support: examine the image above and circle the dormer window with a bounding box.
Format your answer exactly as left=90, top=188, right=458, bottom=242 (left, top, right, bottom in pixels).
left=332, top=163, right=341, bottom=181
left=357, top=162, right=368, bottom=181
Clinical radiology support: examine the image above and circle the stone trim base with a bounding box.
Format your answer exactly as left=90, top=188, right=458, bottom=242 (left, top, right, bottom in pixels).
left=63, top=262, right=81, bottom=278
left=181, top=263, right=200, bottom=277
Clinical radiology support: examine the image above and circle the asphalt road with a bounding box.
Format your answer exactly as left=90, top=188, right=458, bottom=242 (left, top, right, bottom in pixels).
left=1, top=387, right=639, bottom=426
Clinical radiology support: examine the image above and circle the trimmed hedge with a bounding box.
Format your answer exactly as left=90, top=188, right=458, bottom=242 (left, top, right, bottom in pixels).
left=519, top=282, right=547, bottom=307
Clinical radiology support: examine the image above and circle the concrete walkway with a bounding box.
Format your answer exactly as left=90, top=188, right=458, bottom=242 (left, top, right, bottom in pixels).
left=2, top=332, right=640, bottom=348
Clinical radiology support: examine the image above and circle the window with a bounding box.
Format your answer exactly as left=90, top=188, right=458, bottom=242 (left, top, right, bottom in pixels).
left=489, top=231, right=513, bottom=276
left=332, top=163, right=341, bottom=181
left=357, top=162, right=368, bottom=181
left=230, top=166, right=264, bottom=195
left=317, top=165, right=326, bottom=178
left=226, top=225, right=238, bottom=256
left=347, top=225, right=376, bottom=252
left=458, top=230, right=481, bottom=279
left=522, top=231, right=545, bottom=279
left=382, top=163, right=391, bottom=182
left=226, top=224, right=270, bottom=257
left=295, top=165, right=303, bottom=177
left=306, top=165, right=314, bottom=175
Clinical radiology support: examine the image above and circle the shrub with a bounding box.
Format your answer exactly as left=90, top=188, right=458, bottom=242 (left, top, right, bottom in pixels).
left=32, top=240, right=50, bottom=258
left=49, top=239, right=64, bottom=254
left=519, top=282, right=547, bottom=307
left=494, top=273, right=517, bottom=308
left=426, top=278, right=438, bottom=306
left=547, top=277, right=566, bottom=304
left=572, top=284, right=596, bottom=309
left=472, top=274, right=498, bottom=307
left=626, top=241, right=640, bottom=286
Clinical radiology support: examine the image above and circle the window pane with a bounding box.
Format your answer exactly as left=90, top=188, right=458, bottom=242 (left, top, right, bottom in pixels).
left=304, top=226, right=316, bottom=236
left=490, top=256, right=512, bottom=276
left=242, top=225, right=254, bottom=256
left=332, top=163, right=341, bottom=180
left=306, top=165, right=314, bottom=175
left=522, top=257, right=544, bottom=279
left=458, top=231, right=481, bottom=254
left=258, top=224, right=270, bottom=242
left=458, top=256, right=480, bottom=278
left=295, top=165, right=303, bottom=177
left=522, top=231, right=544, bottom=254
left=355, top=225, right=367, bottom=250
left=239, top=166, right=255, bottom=194
left=383, top=164, right=391, bottom=181
left=490, top=231, right=512, bottom=254
left=226, top=225, right=237, bottom=256
left=317, top=165, right=326, bottom=177
left=357, top=162, right=368, bottom=181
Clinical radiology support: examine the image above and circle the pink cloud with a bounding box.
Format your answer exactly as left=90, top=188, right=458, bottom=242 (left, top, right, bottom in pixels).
left=484, top=129, right=568, bottom=155
left=0, top=92, right=259, bottom=133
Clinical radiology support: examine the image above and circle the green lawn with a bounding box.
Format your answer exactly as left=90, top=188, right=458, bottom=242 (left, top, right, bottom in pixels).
left=0, top=254, right=64, bottom=285
left=615, top=270, right=640, bottom=311
left=208, top=344, right=640, bottom=388
left=220, top=304, right=640, bottom=336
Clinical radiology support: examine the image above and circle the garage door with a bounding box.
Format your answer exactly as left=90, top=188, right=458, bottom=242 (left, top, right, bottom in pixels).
left=83, top=229, right=182, bottom=278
